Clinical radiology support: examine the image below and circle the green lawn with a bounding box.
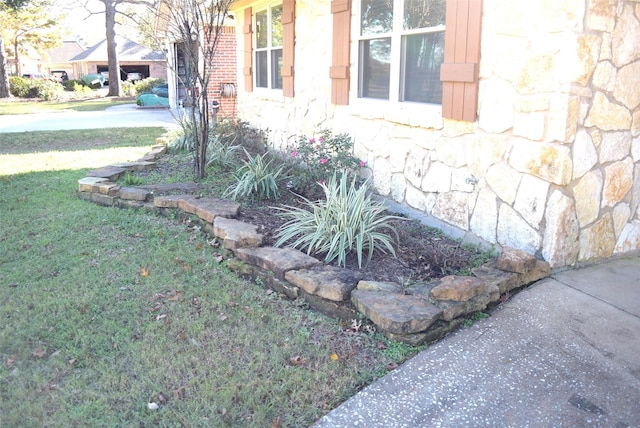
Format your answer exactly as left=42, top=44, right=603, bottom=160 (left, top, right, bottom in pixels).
left=0, top=128, right=412, bottom=426
left=0, top=98, right=134, bottom=115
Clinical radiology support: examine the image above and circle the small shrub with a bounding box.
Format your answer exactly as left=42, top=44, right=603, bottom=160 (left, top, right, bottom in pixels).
left=9, top=76, right=63, bottom=100
left=121, top=80, right=136, bottom=96
left=133, top=78, right=166, bottom=95
left=71, top=81, right=93, bottom=97
left=64, top=79, right=81, bottom=91
left=274, top=172, right=403, bottom=268
left=224, top=149, right=288, bottom=201
left=288, top=129, right=366, bottom=194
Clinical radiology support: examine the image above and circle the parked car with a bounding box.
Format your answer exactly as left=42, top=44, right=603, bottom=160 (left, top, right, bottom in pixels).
left=100, top=71, right=109, bottom=85
left=126, top=71, right=143, bottom=82
left=50, top=71, right=69, bottom=83
left=22, top=73, right=55, bottom=81
left=152, top=84, right=168, bottom=98
left=81, top=73, right=105, bottom=88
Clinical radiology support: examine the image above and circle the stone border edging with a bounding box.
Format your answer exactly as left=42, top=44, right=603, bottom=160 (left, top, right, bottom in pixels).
left=77, top=142, right=551, bottom=345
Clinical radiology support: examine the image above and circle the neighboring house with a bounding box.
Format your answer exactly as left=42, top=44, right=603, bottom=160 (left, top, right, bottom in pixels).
left=70, top=36, right=167, bottom=82
left=170, top=0, right=640, bottom=269
left=156, top=2, right=238, bottom=116
left=42, top=40, right=84, bottom=80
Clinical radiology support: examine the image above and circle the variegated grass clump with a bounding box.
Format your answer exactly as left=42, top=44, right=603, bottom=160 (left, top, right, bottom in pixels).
left=274, top=172, right=403, bottom=268
left=224, top=149, right=288, bottom=200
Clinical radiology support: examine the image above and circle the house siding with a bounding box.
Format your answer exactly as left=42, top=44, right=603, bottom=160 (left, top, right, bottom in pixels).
left=230, top=0, right=640, bottom=268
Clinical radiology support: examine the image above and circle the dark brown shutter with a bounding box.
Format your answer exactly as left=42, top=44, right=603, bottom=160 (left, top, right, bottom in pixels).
left=243, top=7, right=253, bottom=92
left=330, top=0, right=351, bottom=105
left=282, top=0, right=295, bottom=97
left=440, top=0, right=482, bottom=122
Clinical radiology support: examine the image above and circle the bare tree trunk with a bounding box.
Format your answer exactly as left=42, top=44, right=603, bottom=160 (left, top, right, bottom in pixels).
left=104, top=0, right=122, bottom=97
left=13, top=38, right=22, bottom=76
left=0, top=34, right=11, bottom=98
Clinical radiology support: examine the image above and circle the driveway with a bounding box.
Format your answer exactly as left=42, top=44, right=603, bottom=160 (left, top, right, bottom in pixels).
left=0, top=104, right=177, bottom=133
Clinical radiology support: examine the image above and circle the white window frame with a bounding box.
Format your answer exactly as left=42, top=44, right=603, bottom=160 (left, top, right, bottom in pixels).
left=253, top=2, right=283, bottom=91
left=355, top=0, right=445, bottom=105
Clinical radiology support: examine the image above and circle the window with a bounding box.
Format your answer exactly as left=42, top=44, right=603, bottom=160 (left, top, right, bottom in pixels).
left=255, top=3, right=283, bottom=89
left=358, top=0, right=445, bottom=104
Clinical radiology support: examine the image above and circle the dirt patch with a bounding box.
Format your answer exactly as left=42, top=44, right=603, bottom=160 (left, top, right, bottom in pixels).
left=141, top=154, right=495, bottom=284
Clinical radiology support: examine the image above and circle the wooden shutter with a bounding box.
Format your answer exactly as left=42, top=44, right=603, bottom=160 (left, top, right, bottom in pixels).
left=330, top=0, right=351, bottom=105
left=243, top=7, right=253, bottom=92
left=440, top=0, right=482, bottom=122
left=282, top=0, right=295, bottom=97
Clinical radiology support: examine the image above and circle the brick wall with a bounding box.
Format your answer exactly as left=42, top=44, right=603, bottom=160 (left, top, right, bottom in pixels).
left=205, top=25, right=237, bottom=119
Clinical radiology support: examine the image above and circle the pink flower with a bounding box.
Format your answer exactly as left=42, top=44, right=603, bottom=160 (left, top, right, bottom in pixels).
left=309, top=137, right=316, bottom=144
left=319, top=158, right=328, bottom=164
left=359, top=160, right=366, bottom=167
left=291, top=151, right=298, bottom=157
left=318, top=137, right=324, bottom=143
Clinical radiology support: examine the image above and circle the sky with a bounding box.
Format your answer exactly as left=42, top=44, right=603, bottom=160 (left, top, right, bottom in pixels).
left=62, top=0, right=143, bottom=47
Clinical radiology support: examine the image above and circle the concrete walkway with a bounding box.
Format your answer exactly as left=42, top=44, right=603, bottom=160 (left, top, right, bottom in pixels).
left=0, top=103, right=177, bottom=132
left=315, top=255, right=640, bottom=427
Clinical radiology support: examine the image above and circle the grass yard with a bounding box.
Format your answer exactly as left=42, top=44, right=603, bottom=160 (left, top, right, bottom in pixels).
left=0, top=128, right=415, bottom=426
left=0, top=98, right=134, bottom=115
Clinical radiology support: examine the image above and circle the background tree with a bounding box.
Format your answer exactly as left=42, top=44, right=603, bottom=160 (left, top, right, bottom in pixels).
left=155, top=0, right=234, bottom=179
left=86, top=0, right=154, bottom=96
left=1, top=0, right=63, bottom=76
left=0, top=0, right=29, bottom=97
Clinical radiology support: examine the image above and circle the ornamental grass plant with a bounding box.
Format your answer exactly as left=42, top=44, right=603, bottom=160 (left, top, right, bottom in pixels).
left=224, top=149, right=288, bottom=201
left=274, top=171, right=403, bottom=268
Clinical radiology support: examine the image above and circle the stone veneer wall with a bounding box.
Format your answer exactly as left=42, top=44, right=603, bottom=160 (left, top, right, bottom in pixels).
left=232, top=0, right=640, bottom=268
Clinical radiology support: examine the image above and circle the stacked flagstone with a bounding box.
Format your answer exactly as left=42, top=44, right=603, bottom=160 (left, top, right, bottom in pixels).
left=77, top=145, right=550, bottom=345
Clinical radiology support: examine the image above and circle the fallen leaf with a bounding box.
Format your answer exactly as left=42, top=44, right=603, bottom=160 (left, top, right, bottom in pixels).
left=134, top=233, right=143, bottom=238
left=207, top=238, right=219, bottom=247
left=148, top=302, right=163, bottom=312
left=175, top=258, right=191, bottom=270
left=219, top=313, right=228, bottom=321
left=376, top=340, right=387, bottom=350
left=31, top=347, right=47, bottom=358
left=157, top=392, right=168, bottom=404
left=156, top=314, right=167, bottom=321
left=214, top=254, right=224, bottom=263
left=6, top=358, right=15, bottom=367
left=271, top=416, right=283, bottom=428
left=147, top=402, right=159, bottom=410
left=167, top=290, right=184, bottom=302
left=195, top=243, right=204, bottom=250
left=289, top=356, right=307, bottom=366
left=68, top=359, right=76, bottom=365
left=50, top=350, right=61, bottom=358
left=386, top=362, right=399, bottom=371
left=173, top=387, right=186, bottom=400
left=140, top=266, right=150, bottom=277
left=330, top=353, right=339, bottom=361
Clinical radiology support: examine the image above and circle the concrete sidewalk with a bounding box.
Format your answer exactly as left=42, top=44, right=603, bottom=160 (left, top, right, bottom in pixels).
left=315, top=255, right=640, bottom=427
left=0, top=104, right=177, bottom=133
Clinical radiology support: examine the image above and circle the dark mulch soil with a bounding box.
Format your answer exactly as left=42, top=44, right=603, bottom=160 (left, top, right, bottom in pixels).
left=140, top=152, right=495, bottom=284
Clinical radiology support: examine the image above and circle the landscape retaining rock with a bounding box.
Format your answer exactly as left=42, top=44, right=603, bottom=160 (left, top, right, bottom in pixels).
left=234, top=247, right=322, bottom=279
left=77, top=144, right=552, bottom=345
left=213, top=217, right=263, bottom=249
left=285, top=265, right=363, bottom=302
